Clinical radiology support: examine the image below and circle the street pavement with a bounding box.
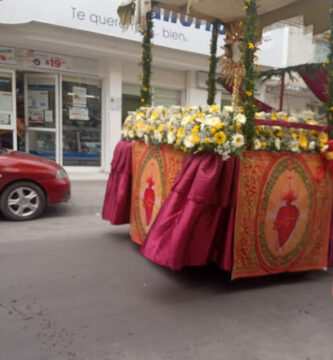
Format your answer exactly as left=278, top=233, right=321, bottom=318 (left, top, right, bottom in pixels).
left=1, top=180, right=333, bottom=360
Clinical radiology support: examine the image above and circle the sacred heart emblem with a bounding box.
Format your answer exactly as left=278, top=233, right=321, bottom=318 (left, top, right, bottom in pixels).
left=274, top=190, right=299, bottom=248
left=143, top=177, right=155, bottom=226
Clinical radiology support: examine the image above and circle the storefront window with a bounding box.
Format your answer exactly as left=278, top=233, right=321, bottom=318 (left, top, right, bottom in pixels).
left=28, top=131, right=56, bottom=161
left=0, top=71, right=13, bottom=126
left=62, top=76, right=101, bottom=166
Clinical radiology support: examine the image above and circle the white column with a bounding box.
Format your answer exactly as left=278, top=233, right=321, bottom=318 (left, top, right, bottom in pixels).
left=101, top=59, right=122, bottom=173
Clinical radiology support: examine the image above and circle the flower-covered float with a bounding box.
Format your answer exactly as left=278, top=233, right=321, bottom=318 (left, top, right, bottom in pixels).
left=103, top=0, right=333, bottom=279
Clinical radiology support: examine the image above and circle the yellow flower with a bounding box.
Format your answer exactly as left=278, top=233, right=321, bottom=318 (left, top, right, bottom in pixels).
left=254, top=56, right=259, bottom=61
left=330, top=106, right=333, bottom=111
left=193, top=135, right=200, bottom=144
left=176, top=138, right=182, bottom=145
left=141, top=98, right=145, bottom=103
left=177, top=127, right=185, bottom=138
left=136, top=111, right=145, bottom=117
left=262, top=142, right=267, bottom=148
left=245, top=90, right=253, bottom=97
left=190, top=116, right=195, bottom=122
left=168, top=124, right=173, bottom=131
left=319, top=132, right=328, bottom=144
left=196, top=112, right=202, bottom=118
left=257, top=125, right=264, bottom=133
left=299, top=134, right=308, bottom=149
left=198, top=146, right=203, bottom=152
left=216, top=123, right=224, bottom=130
left=157, top=124, right=164, bottom=133
left=271, top=113, right=277, bottom=121
left=268, top=130, right=273, bottom=135
left=236, top=123, right=241, bottom=130
left=277, top=130, right=283, bottom=137
left=248, top=42, right=255, bottom=50
left=214, top=131, right=227, bottom=145
left=243, top=5, right=248, bottom=10
left=151, top=112, right=159, bottom=119
left=291, top=132, right=298, bottom=138
left=229, top=125, right=234, bottom=130
left=210, top=127, right=217, bottom=134
left=204, top=138, right=211, bottom=144
left=192, top=125, right=200, bottom=135
left=326, top=33, right=331, bottom=40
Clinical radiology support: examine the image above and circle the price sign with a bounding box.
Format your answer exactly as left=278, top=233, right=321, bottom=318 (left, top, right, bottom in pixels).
left=24, top=50, right=73, bottom=71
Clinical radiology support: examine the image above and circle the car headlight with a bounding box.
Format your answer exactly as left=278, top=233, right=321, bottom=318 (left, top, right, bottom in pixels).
left=56, top=168, right=68, bottom=179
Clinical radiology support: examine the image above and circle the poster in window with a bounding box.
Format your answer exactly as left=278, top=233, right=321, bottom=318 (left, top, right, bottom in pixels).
left=0, top=91, right=12, bottom=112
left=73, top=86, right=87, bottom=107
left=0, top=112, right=11, bottom=125
left=69, top=106, right=89, bottom=121
left=28, top=90, right=48, bottom=111
left=28, top=110, right=44, bottom=124
left=44, top=110, right=53, bottom=123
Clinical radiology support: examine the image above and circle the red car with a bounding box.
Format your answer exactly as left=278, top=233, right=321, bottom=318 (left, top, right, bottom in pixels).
left=0, top=149, right=70, bottom=221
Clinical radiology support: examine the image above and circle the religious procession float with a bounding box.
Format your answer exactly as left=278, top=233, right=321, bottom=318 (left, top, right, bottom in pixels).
left=103, top=0, right=333, bottom=279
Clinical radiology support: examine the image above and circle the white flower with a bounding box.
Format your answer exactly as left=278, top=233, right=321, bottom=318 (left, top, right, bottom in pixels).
left=153, top=131, right=163, bottom=142
left=255, top=111, right=265, bottom=119
left=272, top=126, right=282, bottom=131
left=289, top=116, right=298, bottom=123
left=321, top=144, right=329, bottom=152
left=181, top=115, right=192, bottom=125
left=254, top=138, right=261, bottom=150
left=275, top=138, right=281, bottom=150
left=236, top=113, right=246, bottom=124
left=144, top=135, right=149, bottom=144
left=303, top=110, right=314, bottom=119
left=122, top=128, right=129, bottom=137
left=184, top=135, right=195, bottom=148
left=167, top=132, right=176, bottom=144
left=232, top=134, right=245, bottom=148
left=290, top=139, right=300, bottom=152
left=206, top=116, right=220, bottom=126
left=308, top=141, right=316, bottom=150
left=136, top=128, right=144, bottom=138
left=223, top=106, right=234, bottom=113
left=128, top=130, right=134, bottom=138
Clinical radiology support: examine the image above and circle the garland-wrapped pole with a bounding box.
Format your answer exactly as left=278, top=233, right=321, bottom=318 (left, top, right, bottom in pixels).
left=140, top=11, right=153, bottom=106
left=206, top=21, right=219, bottom=105
left=242, top=0, right=258, bottom=147
left=328, top=0, right=333, bottom=132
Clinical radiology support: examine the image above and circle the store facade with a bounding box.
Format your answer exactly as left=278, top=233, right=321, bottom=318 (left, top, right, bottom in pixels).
left=0, top=0, right=286, bottom=175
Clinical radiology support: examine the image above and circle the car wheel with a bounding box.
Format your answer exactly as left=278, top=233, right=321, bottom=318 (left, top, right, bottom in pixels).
left=0, top=181, right=46, bottom=221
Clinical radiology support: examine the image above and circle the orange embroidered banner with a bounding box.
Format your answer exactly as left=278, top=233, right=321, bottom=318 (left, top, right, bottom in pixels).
left=232, top=151, right=333, bottom=279
left=130, top=141, right=184, bottom=245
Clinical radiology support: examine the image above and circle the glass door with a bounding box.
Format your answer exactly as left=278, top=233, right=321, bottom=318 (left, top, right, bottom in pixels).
left=24, top=73, right=59, bottom=162
left=61, top=75, right=101, bottom=166
left=0, top=69, right=16, bottom=150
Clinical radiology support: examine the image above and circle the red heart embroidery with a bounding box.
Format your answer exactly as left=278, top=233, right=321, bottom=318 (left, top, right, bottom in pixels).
left=274, top=191, right=299, bottom=248
left=143, top=177, right=155, bottom=226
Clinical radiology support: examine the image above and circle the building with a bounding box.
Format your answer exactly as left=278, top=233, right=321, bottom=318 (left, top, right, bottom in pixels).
left=0, top=0, right=325, bottom=177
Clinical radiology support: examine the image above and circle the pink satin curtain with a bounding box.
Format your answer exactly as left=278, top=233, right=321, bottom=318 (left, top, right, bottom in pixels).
left=141, top=153, right=239, bottom=271
left=102, top=140, right=132, bottom=225
left=299, top=68, right=328, bottom=103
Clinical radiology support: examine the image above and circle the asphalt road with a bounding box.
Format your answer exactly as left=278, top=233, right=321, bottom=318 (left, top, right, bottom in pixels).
left=1, top=180, right=333, bottom=360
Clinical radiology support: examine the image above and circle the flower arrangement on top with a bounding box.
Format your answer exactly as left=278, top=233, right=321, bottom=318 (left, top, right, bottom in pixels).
left=121, top=105, right=329, bottom=160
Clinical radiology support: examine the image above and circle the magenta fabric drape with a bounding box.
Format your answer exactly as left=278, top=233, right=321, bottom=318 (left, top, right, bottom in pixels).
left=299, top=68, right=328, bottom=103
left=102, top=140, right=132, bottom=224
left=140, top=153, right=240, bottom=270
